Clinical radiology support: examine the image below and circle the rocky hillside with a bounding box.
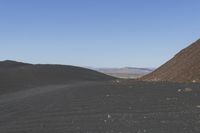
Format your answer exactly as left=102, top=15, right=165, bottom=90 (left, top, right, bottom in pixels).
left=141, top=39, right=200, bottom=83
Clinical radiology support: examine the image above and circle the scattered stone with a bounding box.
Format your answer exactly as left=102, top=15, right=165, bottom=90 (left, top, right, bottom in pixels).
left=76, top=126, right=80, bottom=130
left=161, top=120, right=167, bottom=124
left=192, top=80, right=197, bottom=83
left=178, top=89, right=182, bottom=92
left=137, top=129, right=147, bottom=133
left=116, top=80, right=120, bottom=83
left=166, top=97, right=177, bottom=101
left=128, top=86, right=133, bottom=88
left=178, top=88, right=193, bottom=93
left=166, top=97, right=171, bottom=101
left=108, top=114, right=111, bottom=119
left=106, top=94, right=110, bottom=97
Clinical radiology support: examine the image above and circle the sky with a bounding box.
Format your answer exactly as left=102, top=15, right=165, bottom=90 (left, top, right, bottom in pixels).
left=0, top=0, right=200, bottom=68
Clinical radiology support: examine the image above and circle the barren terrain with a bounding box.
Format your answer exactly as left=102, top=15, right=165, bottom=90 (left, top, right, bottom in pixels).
left=0, top=80, right=200, bottom=133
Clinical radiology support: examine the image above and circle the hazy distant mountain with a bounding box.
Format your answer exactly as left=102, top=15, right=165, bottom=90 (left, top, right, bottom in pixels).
left=141, top=39, right=200, bottom=83
left=92, top=67, right=154, bottom=79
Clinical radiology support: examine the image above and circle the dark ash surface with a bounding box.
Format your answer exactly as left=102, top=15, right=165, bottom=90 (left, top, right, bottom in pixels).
left=0, top=80, right=200, bottom=133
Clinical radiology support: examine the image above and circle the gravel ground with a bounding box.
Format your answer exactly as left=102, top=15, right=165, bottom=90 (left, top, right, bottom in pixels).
left=0, top=80, right=200, bottom=133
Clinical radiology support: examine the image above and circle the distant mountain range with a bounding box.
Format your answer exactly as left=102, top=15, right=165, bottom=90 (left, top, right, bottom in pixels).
left=91, top=67, right=154, bottom=79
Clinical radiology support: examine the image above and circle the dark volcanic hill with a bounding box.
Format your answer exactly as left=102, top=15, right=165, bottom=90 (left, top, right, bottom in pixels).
left=141, top=39, right=200, bottom=83
left=0, top=60, right=114, bottom=94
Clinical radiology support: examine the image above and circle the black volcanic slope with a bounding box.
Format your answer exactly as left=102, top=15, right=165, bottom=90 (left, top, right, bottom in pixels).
left=0, top=60, right=114, bottom=94
left=0, top=80, right=200, bottom=133
left=141, top=39, right=200, bottom=83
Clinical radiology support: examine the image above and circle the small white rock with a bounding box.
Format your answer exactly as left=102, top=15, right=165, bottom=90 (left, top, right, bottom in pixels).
left=116, top=80, right=120, bottom=83
left=178, top=88, right=193, bottom=92
left=108, top=114, right=111, bottom=119
left=178, top=89, right=182, bottom=92
left=106, top=94, right=110, bottom=97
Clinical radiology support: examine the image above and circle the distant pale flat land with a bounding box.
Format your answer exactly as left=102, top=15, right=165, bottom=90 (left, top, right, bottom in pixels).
left=92, top=67, right=154, bottom=79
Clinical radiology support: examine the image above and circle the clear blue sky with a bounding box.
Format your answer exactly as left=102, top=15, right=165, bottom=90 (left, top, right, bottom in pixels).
left=0, top=0, right=200, bottom=68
